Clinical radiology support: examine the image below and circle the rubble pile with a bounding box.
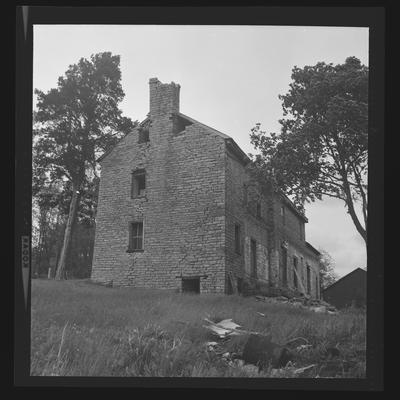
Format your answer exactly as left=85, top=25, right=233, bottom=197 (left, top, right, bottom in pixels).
left=254, top=294, right=339, bottom=314
left=203, top=317, right=320, bottom=377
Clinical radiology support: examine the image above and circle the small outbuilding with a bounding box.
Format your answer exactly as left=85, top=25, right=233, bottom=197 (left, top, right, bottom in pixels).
left=322, top=267, right=366, bottom=309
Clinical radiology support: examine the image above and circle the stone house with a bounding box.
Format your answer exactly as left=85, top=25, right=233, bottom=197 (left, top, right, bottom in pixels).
left=91, top=78, right=321, bottom=297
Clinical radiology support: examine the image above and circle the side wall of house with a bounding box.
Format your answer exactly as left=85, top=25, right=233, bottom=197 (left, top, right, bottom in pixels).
left=224, top=153, right=270, bottom=292
left=91, top=111, right=227, bottom=292
left=272, top=196, right=321, bottom=298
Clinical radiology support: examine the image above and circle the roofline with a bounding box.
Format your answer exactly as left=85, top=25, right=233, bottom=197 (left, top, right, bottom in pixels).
left=225, top=138, right=251, bottom=166
left=177, top=112, right=231, bottom=139
left=177, top=112, right=251, bottom=165
left=96, top=120, right=146, bottom=163
left=305, top=241, right=320, bottom=256
left=322, top=267, right=366, bottom=292
left=279, top=192, right=308, bottom=223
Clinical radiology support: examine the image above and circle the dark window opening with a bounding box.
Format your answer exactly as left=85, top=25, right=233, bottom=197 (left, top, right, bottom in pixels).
left=234, top=224, right=241, bottom=254
left=131, top=170, right=146, bottom=198
left=293, top=257, right=298, bottom=289
left=306, top=265, right=311, bottom=295
left=182, top=278, right=200, bottom=294
left=299, top=221, right=305, bottom=241
left=250, top=239, right=257, bottom=278
left=256, top=201, right=261, bottom=218
left=281, top=245, right=288, bottom=286
left=237, top=278, right=243, bottom=294
left=227, top=277, right=233, bottom=295
left=128, top=222, right=143, bottom=252
left=138, top=129, right=150, bottom=143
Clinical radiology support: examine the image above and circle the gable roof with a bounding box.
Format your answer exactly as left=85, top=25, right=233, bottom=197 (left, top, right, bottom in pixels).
left=96, top=119, right=148, bottom=163
left=177, top=112, right=251, bottom=165
left=322, top=267, right=366, bottom=292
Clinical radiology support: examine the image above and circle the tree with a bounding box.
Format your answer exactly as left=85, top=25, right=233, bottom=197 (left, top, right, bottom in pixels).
left=34, top=52, right=135, bottom=280
left=319, top=250, right=339, bottom=289
left=250, top=57, right=368, bottom=246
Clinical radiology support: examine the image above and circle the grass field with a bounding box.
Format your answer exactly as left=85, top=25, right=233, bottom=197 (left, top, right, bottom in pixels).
left=30, top=279, right=366, bottom=377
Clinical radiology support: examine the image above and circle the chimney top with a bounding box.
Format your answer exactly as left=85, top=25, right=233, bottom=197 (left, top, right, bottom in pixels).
left=149, top=78, right=180, bottom=117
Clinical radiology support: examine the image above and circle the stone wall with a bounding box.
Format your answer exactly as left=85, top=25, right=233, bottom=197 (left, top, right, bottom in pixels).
left=91, top=79, right=227, bottom=293
left=272, top=195, right=321, bottom=298
left=224, top=153, right=270, bottom=291
left=92, top=78, right=320, bottom=297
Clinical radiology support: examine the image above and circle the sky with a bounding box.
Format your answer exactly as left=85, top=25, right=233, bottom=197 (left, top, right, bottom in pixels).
left=33, top=25, right=368, bottom=277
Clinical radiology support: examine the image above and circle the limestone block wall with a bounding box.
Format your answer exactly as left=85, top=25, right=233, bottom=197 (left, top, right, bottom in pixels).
left=91, top=108, right=227, bottom=293
left=224, top=153, right=270, bottom=291
left=272, top=195, right=321, bottom=298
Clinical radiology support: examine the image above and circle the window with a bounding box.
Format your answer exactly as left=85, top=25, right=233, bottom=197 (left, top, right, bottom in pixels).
left=256, top=201, right=261, bottom=218
left=281, top=244, right=288, bottom=286
left=138, top=128, right=150, bottom=143
left=293, top=257, right=298, bottom=289
left=237, top=278, right=243, bottom=294
left=281, top=205, right=286, bottom=225
left=299, top=221, right=305, bottom=240
left=128, top=222, right=143, bottom=251
left=234, top=224, right=241, bottom=254
left=306, top=265, right=311, bottom=295
left=131, top=169, right=146, bottom=198
left=250, top=239, right=257, bottom=278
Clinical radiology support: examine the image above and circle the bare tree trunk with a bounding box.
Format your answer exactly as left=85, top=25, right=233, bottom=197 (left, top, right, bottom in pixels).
left=342, top=178, right=367, bottom=247
left=36, top=208, right=48, bottom=276
left=55, top=182, right=81, bottom=280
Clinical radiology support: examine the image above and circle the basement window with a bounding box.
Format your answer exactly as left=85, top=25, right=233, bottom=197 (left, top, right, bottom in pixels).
left=131, top=169, right=146, bottom=198
left=182, top=278, right=200, bottom=294
left=128, top=222, right=144, bottom=252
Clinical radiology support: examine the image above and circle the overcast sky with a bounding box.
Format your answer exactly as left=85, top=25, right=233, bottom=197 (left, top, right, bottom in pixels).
left=33, top=25, right=368, bottom=277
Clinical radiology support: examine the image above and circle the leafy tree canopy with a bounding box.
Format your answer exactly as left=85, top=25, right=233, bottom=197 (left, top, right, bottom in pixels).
left=250, top=57, right=368, bottom=244
left=33, top=52, right=136, bottom=280
left=319, top=249, right=339, bottom=289
left=33, top=52, right=135, bottom=187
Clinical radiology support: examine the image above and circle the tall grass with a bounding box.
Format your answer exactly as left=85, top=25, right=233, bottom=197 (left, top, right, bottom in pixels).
left=31, top=279, right=366, bottom=377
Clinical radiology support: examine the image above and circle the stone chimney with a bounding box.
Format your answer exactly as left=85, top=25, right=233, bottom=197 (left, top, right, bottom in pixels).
left=149, top=78, right=180, bottom=118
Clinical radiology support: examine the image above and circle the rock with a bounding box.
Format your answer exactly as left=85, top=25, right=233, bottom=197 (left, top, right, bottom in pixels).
left=324, top=347, right=341, bottom=359
left=242, top=334, right=292, bottom=369
left=241, top=364, right=260, bottom=374
left=310, top=305, right=327, bottom=313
